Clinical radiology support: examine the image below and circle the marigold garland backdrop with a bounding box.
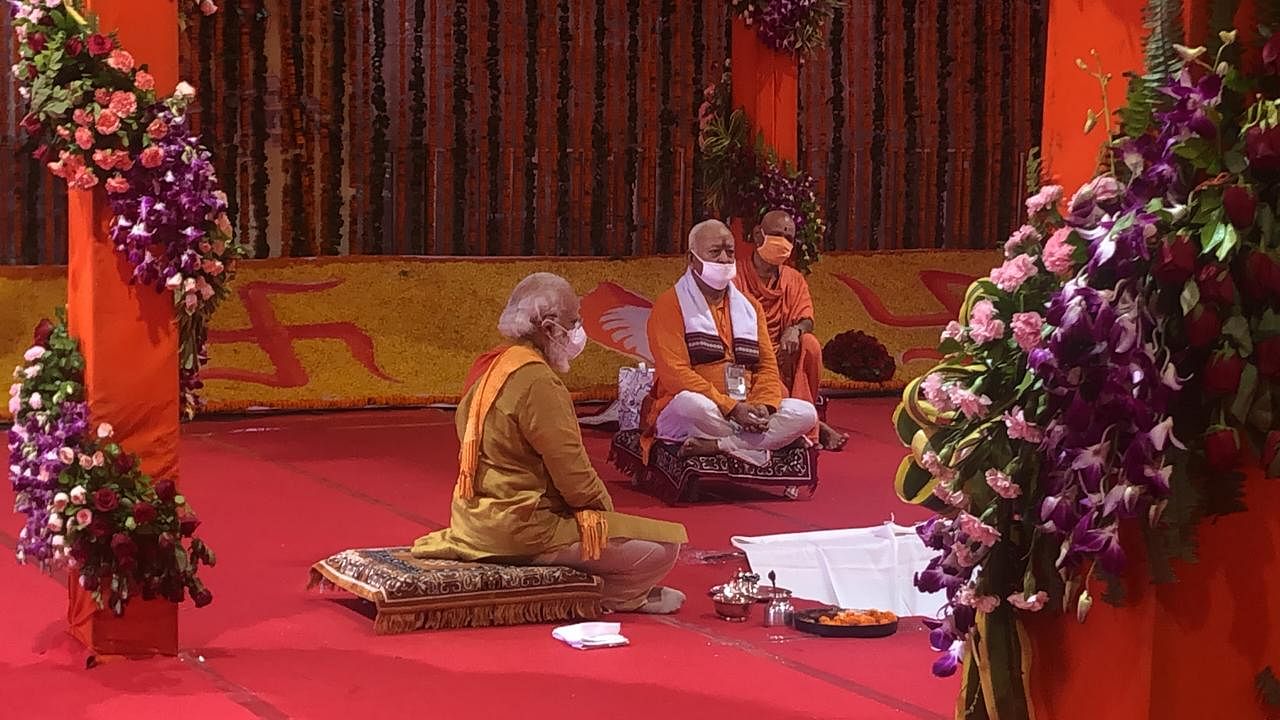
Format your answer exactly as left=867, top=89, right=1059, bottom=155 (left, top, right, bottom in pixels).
left=0, top=250, right=999, bottom=417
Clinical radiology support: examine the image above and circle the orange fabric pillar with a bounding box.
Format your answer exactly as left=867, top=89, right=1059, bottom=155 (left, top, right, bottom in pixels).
left=730, top=17, right=797, bottom=253
left=64, top=0, right=181, bottom=656
left=1039, top=0, right=1146, bottom=192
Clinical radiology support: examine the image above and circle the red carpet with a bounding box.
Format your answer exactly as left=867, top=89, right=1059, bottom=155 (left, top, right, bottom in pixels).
left=0, top=398, right=957, bottom=719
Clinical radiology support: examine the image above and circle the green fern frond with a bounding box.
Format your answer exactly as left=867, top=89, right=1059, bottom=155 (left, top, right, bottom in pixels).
left=1120, top=0, right=1184, bottom=138
left=1023, top=148, right=1043, bottom=196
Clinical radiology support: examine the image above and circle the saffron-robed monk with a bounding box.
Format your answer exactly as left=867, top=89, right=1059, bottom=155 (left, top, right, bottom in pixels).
left=413, top=273, right=688, bottom=614
left=735, top=210, right=849, bottom=450
left=640, top=219, right=818, bottom=468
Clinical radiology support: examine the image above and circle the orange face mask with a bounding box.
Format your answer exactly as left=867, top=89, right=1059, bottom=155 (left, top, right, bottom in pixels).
left=758, top=234, right=793, bottom=266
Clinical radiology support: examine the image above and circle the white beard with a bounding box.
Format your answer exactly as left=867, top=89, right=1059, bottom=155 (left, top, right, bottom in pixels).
left=545, top=345, right=572, bottom=374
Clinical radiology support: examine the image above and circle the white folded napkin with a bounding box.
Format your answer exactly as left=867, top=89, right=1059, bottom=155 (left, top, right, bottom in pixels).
left=551, top=622, right=630, bottom=650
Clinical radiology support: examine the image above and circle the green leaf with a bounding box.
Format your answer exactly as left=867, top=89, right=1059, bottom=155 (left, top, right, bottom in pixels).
left=1224, top=315, right=1253, bottom=355
left=1224, top=150, right=1248, bottom=173
left=1232, top=364, right=1260, bottom=424
left=1217, top=223, right=1241, bottom=261
left=1180, top=280, right=1201, bottom=315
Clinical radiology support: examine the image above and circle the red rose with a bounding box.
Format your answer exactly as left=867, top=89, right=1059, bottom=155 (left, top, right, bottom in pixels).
left=87, top=33, right=114, bottom=57
left=89, top=515, right=112, bottom=538
left=28, top=33, right=46, bottom=53
left=65, top=37, right=84, bottom=56
left=1196, top=263, right=1237, bottom=307
left=1203, top=352, right=1245, bottom=396
left=1155, top=235, right=1198, bottom=286
left=132, top=502, right=157, bottom=525
left=179, top=515, right=201, bottom=537
left=19, top=113, right=41, bottom=135
left=154, top=480, right=177, bottom=503
left=1258, top=336, right=1280, bottom=379
left=1204, top=427, right=1241, bottom=470
left=110, top=532, right=136, bottom=559
left=93, top=487, right=119, bottom=512
left=1185, top=306, right=1223, bottom=348
left=1247, top=125, right=1280, bottom=175
left=32, top=318, right=54, bottom=348
left=1223, top=186, right=1258, bottom=229
left=192, top=588, right=213, bottom=608
left=1242, top=251, right=1280, bottom=303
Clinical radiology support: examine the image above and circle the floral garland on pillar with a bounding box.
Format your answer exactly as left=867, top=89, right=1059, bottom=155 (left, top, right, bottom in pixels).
left=7, top=0, right=238, bottom=612
left=727, top=0, right=839, bottom=57
left=894, top=33, right=1280, bottom=717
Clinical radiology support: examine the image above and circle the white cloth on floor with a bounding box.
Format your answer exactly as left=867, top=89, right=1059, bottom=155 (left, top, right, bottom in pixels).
left=731, top=521, right=941, bottom=618
left=551, top=622, right=630, bottom=650
left=655, top=390, right=816, bottom=466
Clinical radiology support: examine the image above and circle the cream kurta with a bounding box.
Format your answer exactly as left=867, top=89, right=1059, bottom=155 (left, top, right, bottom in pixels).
left=413, top=357, right=686, bottom=561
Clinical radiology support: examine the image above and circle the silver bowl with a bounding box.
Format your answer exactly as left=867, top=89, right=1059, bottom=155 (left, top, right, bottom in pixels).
left=711, top=594, right=755, bottom=622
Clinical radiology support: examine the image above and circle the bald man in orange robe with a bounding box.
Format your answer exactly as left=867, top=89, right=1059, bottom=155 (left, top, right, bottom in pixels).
left=735, top=210, right=848, bottom=450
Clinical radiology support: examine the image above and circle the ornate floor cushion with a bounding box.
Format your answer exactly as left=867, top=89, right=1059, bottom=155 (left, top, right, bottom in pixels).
left=609, top=430, right=819, bottom=505
left=308, top=547, right=604, bottom=635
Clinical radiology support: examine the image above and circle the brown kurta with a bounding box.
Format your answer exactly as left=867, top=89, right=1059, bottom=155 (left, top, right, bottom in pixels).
left=413, top=350, right=686, bottom=562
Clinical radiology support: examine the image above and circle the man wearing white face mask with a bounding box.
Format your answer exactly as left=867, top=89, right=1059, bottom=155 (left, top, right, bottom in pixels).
left=414, top=273, right=689, bottom=614
left=640, top=220, right=818, bottom=468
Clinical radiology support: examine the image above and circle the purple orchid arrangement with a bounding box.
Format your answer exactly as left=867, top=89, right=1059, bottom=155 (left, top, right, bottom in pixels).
left=727, top=0, right=836, bottom=56
left=895, top=31, right=1280, bottom=719
left=755, top=165, right=825, bottom=270
left=8, top=315, right=215, bottom=613
left=9, top=0, right=244, bottom=420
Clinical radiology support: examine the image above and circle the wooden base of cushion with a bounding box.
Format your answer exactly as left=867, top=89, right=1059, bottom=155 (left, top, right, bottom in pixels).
left=308, top=548, right=603, bottom=635
left=609, top=430, right=819, bottom=505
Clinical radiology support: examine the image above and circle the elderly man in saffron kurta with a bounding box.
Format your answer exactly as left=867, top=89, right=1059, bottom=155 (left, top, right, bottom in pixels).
left=735, top=210, right=849, bottom=451
left=641, top=219, right=818, bottom=468
left=414, top=273, right=688, bottom=614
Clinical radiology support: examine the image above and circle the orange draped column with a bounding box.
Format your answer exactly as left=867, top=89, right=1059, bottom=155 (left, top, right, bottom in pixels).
left=64, top=0, right=181, bottom=657
left=729, top=17, right=798, bottom=251
left=1030, top=2, right=1280, bottom=718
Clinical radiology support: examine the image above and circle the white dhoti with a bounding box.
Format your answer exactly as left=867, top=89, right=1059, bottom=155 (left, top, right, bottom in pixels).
left=655, top=391, right=817, bottom=466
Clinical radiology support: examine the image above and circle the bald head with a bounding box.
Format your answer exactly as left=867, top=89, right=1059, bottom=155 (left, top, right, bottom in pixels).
left=755, top=210, right=796, bottom=244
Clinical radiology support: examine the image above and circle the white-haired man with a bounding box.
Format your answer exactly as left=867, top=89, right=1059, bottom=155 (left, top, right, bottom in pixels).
left=640, top=220, right=818, bottom=468
left=414, top=272, right=688, bottom=614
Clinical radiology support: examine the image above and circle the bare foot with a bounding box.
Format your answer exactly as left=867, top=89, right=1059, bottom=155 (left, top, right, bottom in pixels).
left=819, top=422, right=849, bottom=452
left=679, top=437, right=720, bottom=458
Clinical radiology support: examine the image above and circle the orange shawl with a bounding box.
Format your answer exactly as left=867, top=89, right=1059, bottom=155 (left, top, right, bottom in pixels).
left=456, top=344, right=608, bottom=560
left=734, top=258, right=815, bottom=346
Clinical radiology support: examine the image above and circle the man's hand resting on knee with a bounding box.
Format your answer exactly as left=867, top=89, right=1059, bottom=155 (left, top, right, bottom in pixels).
left=729, top=402, right=772, bottom=432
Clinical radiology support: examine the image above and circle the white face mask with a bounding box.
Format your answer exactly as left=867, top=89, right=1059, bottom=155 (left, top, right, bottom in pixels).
left=694, top=255, right=737, bottom=290
left=549, top=321, right=588, bottom=362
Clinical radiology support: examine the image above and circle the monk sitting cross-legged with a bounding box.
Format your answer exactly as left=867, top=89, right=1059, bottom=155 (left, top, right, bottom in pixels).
left=413, top=273, right=688, bottom=614
left=735, top=209, right=848, bottom=451
left=640, top=219, right=818, bottom=469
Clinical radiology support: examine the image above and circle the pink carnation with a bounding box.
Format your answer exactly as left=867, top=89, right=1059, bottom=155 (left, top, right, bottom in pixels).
left=1011, top=311, right=1045, bottom=352
left=940, top=320, right=966, bottom=343
left=147, top=118, right=170, bottom=140
left=1003, top=408, right=1043, bottom=443
left=95, top=110, right=120, bottom=135
left=1042, top=227, right=1076, bottom=277
left=75, top=126, right=94, bottom=150
left=69, top=166, right=99, bottom=190
left=107, top=49, right=135, bottom=73
left=951, top=542, right=980, bottom=568
left=1004, top=224, right=1042, bottom=258
left=932, top=485, right=970, bottom=510
left=140, top=145, right=165, bottom=169
left=108, top=90, right=137, bottom=118
left=990, top=254, right=1039, bottom=292
left=967, top=300, right=1005, bottom=344
left=957, top=512, right=1001, bottom=547
left=94, top=88, right=112, bottom=105
left=921, top=451, right=958, bottom=483
left=1024, top=184, right=1063, bottom=216
left=105, top=175, right=130, bottom=194
left=72, top=107, right=92, bottom=126
left=1008, top=591, right=1049, bottom=612
left=200, top=0, right=218, bottom=14
left=921, top=373, right=953, bottom=411
left=985, top=469, right=1022, bottom=499
left=950, top=388, right=992, bottom=420
left=134, top=70, right=155, bottom=91
left=955, top=586, right=1001, bottom=614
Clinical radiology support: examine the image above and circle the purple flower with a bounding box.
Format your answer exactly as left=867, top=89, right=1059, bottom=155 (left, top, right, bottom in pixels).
left=931, top=640, right=964, bottom=677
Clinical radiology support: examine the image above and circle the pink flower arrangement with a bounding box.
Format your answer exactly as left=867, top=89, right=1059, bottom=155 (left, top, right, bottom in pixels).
left=1024, top=184, right=1063, bottom=216
left=967, top=300, right=1006, bottom=344
left=1042, top=227, right=1076, bottom=277
left=1005, top=224, right=1042, bottom=258
left=951, top=388, right=993, bottom=420
left=990, top=254, right=1039, bottom=292
left=106, top=49, right=134, bottom=73
left=956, top=512, right=1001, bottom=547
left=1003, top=407, right=1043, bottom=443
left=984, top=469, right=1022, bottom=499
left=94, top=109, right=120, bottom=135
